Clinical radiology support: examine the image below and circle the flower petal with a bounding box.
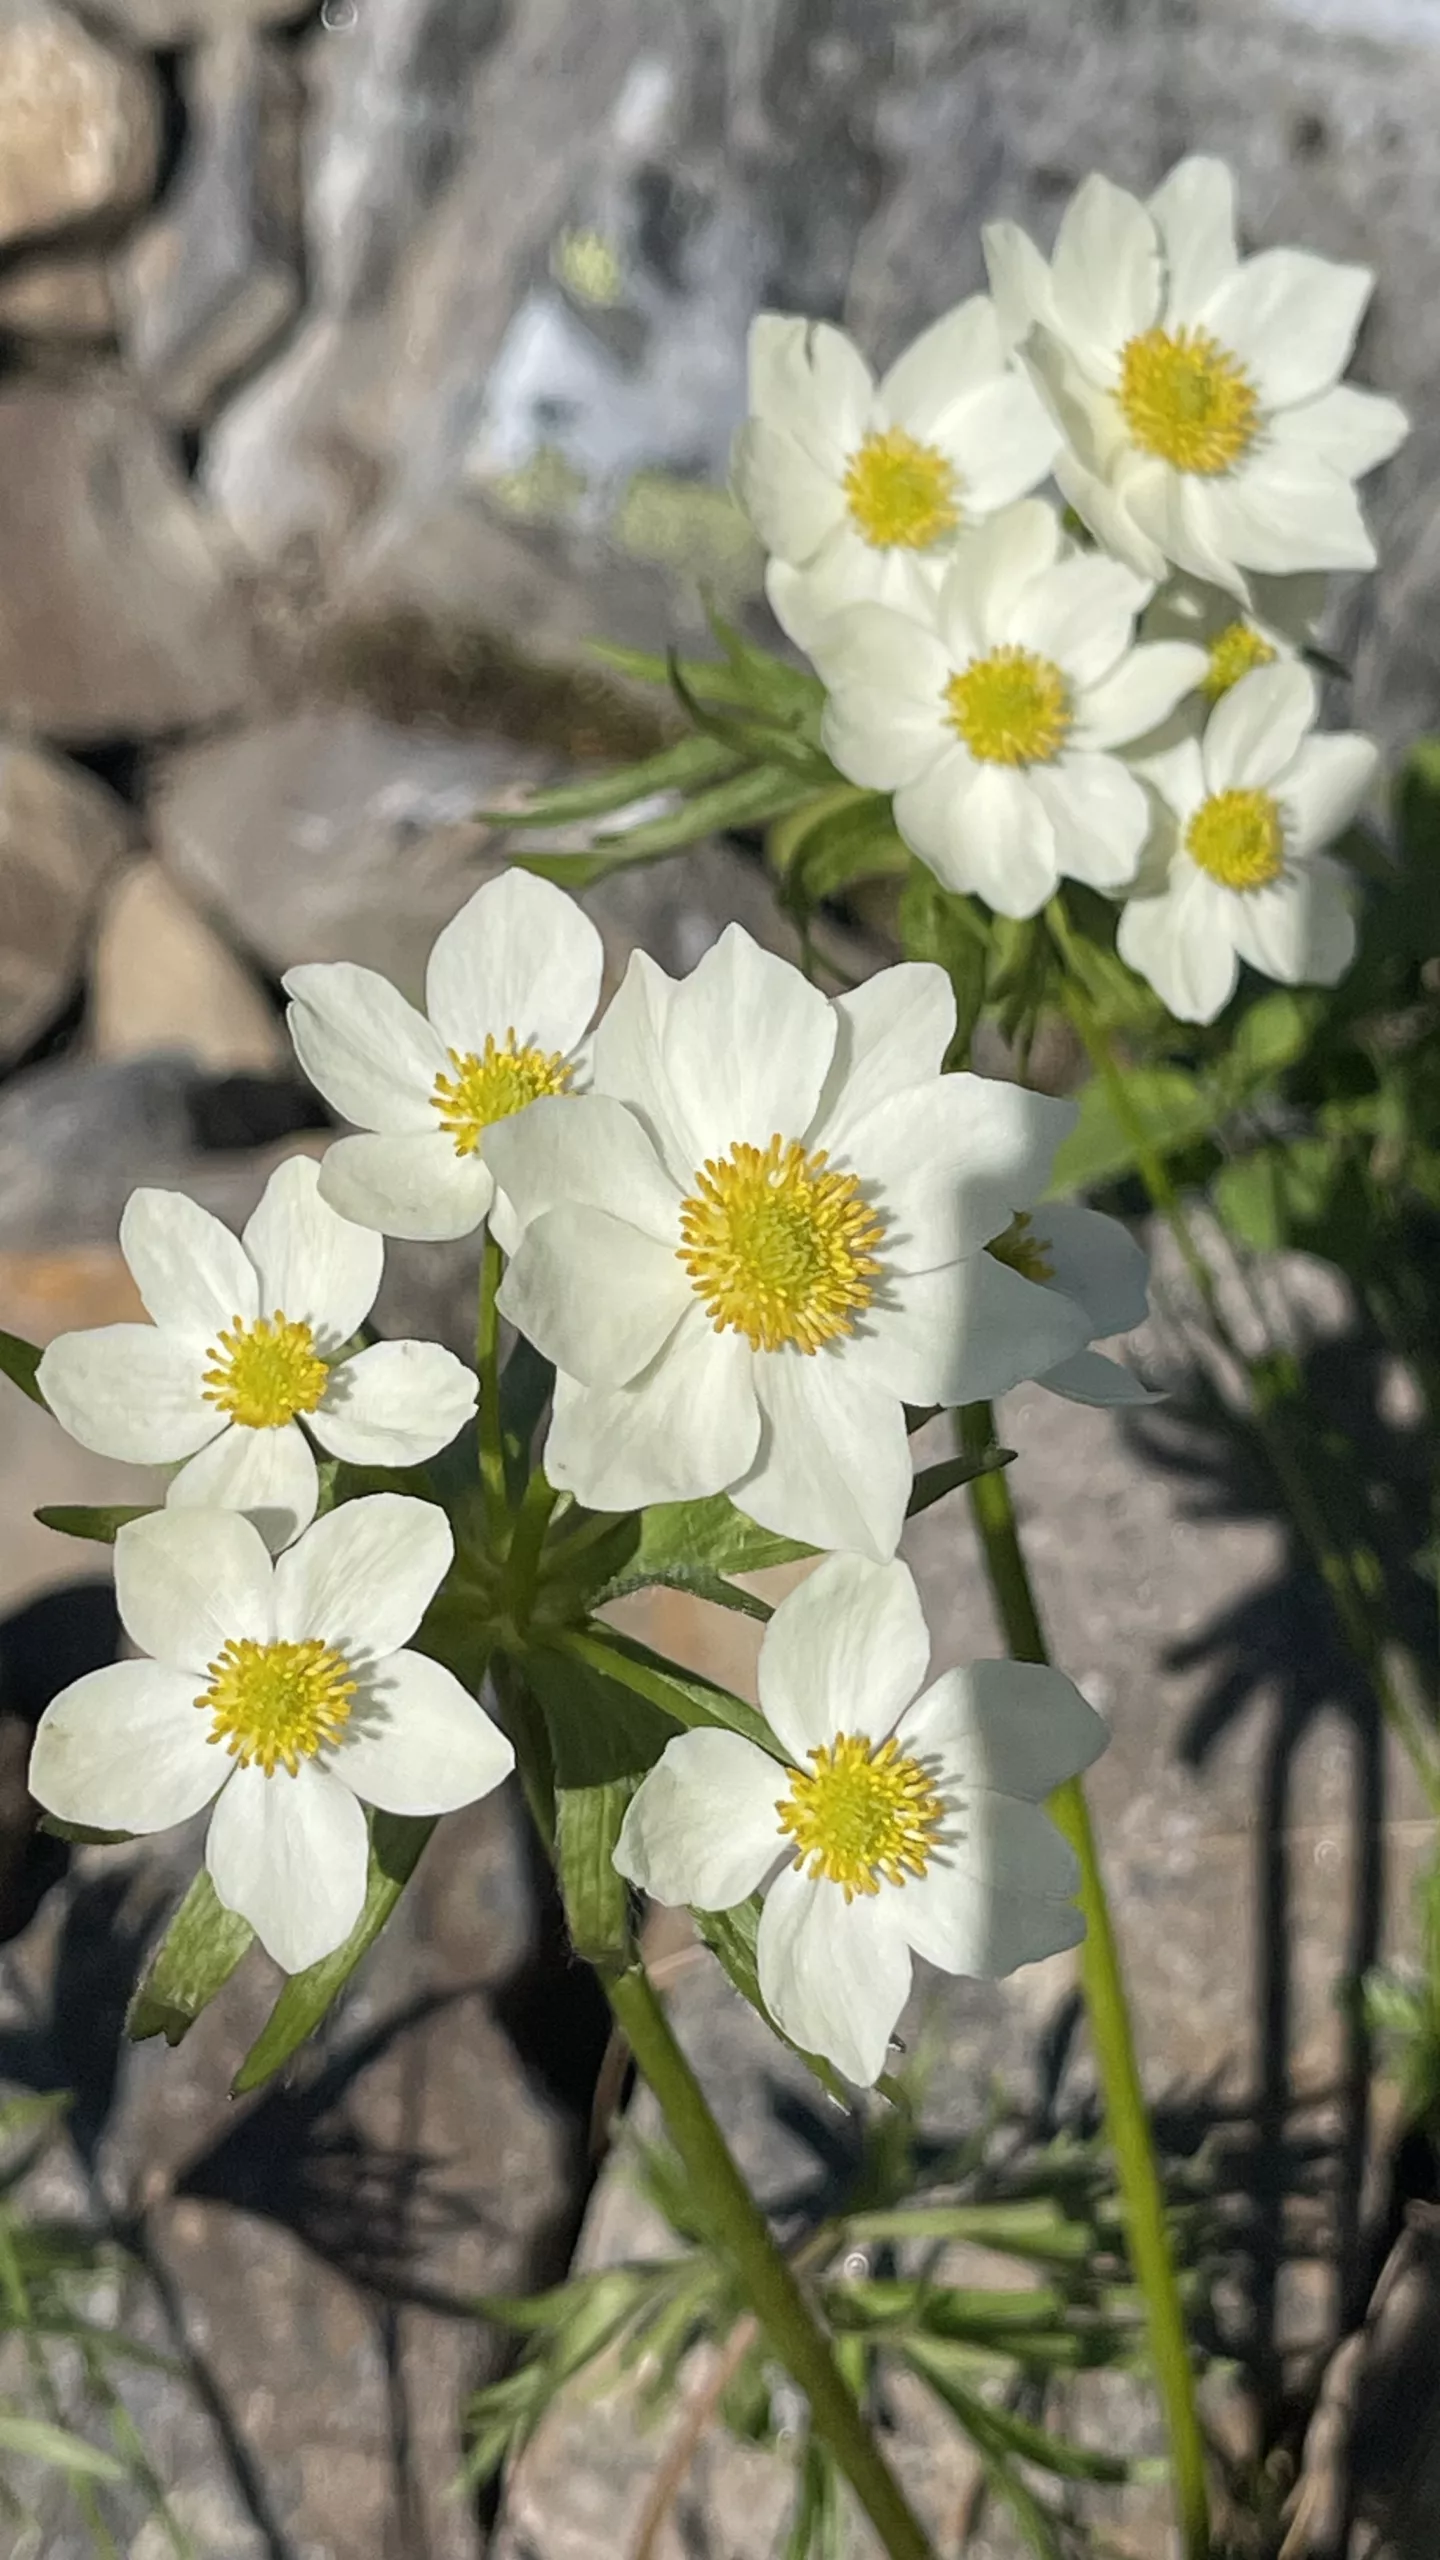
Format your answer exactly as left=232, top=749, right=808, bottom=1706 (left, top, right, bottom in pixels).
left=1194, top=451, right=1377, bottom=578
left=1040, top=1345, right=1164, bottom=1406
left=982, top=217, right=1053, bottom=346
left=943, top=373, right=1063, bottom=514
left=1029, top=754, right=1150, bottom=892
left=901, top=1860, right=1085, bottom=1977
left=659, top=925, right=837, bottom=1170
left=483, top=1092, right=679, bottom=1243
left=950, top=764, right=1061, bottom=919
left=241, top=1154, right=382, bottom=1348
left=1278, top=383, right=1408, bottom=480
left=588, top=950, right=691, bottom=1187
left=1009, top=554, right=1151, bottom=688
left=272, top=1493, right=453, bottom=1662
left=757, top=1860, right=911, bottom=2085
left=119, top=1188, right=258, bottom=1341
left=206, top=1760, right=369, bottom=1973
left=731, top=419, right=848, bottom=560
left=820, top=669, right=954, bottom=797
left=1150, top=155, right=1239, bottom=324
left=892, top=748, right=986, bottom=892
left=1076, top=643, right=1206, bottom=751
left=333, top=1651, right=513, bottom=1813
left=809, top=962, right=956, bottom=1156
left=1202, top=660, right=1316, bottom=793
left=768, top=529, right=951, bottom=653
left=284, top=963, right=447, bottom=1131
left=878, top=295, right=1004, bottom=426
left=37, top=1326, right=221, bottom=1465
left=1202, top=248, right=1372, bottom=411
left=1049, top=174, right=1161, bottom=376
left=902, top=1660, right=1108, bottom=1804
left=746, top=314, right=873, bottom=470
left=310, top=1339, right=478, bottom=1465
left=1226, top=864, right=1356, bottom=989
left=1117, top=870, right=1240, bottom=1024
left=424, top=869, right=603, bottom=1060
left=498, top=1206, right=691, bottom=1389
left=945, top=499, right=1063, bottom=646
left=757, top=1553, right=930, bottom=1763
left=614, top=1730, right=786, bottom=1909
left=1032, top=1203, right=1151, bottom=1335
left=316, top=1130, right=493, bottom=1243
left=167, top=1417, right=319, bottom=1555
left=115, top=1506, right=274, bottom=1671
left=850, top=1076, right=1076, bottom=1271
left=740, top=1351, right=910, bottom=1562
left=29, top=1661, right=225, bottom=1834
left=1281, top=731, right=1377, bottom=856
left=845, top=1252, right=1088, bottom=1406
left=544, top=1310, right=760, bottom=1511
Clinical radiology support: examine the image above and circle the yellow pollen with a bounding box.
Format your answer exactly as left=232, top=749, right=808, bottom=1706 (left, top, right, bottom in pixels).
left=197, top=1636, right=356, bottom=1778
left=431, top=1030, right=572, bottom=1159
left=1201, top=620, right=1277, bottom=700
left=677, top=1134, right=884, bottom=1356
left=1118, top=326, right=1260, bottom=475
left=987, top=1210, right=1055, bottom=1286
left=777, top=1732, right=945, bottom=1901
left=202, top=1313, right=329, bottom=1430
left=842, top=426, right=961, bottom=551
left=1186, top=787, right=1286, bottom=891
left=945, top=646, right=1072, bottom=767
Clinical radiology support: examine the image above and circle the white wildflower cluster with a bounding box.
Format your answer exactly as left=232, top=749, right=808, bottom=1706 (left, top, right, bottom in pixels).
left=741, top=156, right=1403, bottom=1023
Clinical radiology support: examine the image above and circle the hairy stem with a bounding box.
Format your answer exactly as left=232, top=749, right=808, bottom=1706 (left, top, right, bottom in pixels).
left=476, top=1233, right=508, bottom=1546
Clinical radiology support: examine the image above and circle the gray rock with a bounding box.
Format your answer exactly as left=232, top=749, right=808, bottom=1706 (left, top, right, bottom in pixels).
left=85, top=0, right=308, bottom=39
left=89, top=859, right=287, bottom=1074
left=0, top=737, right=132, bottom=1064
left=0, top=244, right=114, bottom=339
left=0, top=375, right=255, bottom=741
left=0, top=1, right=160, bottom=253
left=0, top=1054, right=207, bottom=1249
left=119, top=30, right=302, bottom=429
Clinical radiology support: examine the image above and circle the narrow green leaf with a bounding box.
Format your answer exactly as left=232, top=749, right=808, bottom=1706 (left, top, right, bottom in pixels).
left=593, top=763, right=812, bottom=854
left=481, top=731, right=738, bottom=825
left=589, top=637, right=824, bottom=717
left=560, top=1625, right=778, bottom=1757
left=0, top=2410, right=127, bottom=2481
left=524, top=1640, right=680, bottom=1787
left=767, top=783, right=874, bottom=879
left=37, top=1816, right=135, bottom=1846
left=0, top=1328, right=44, bottom=1407
left=230, top=1812, right=433, bottom=2093
left=34, top=1503, right=155, bottom=1545
left=792, top=801, right=910, bottom=907
left=902, top=2350, right=1066, bottom=2558
left=907, top=1447, right=1013, bottom=1517
left=1047, top=1066, right=1214, bottom=1194
left=127, top=1870, right=254, bottom=2046
left=622, top=1492, right=814, bottom=1580
left=897, top=867, right=990, bottom=1050
left=555, top=1781, right=635, bottom=1970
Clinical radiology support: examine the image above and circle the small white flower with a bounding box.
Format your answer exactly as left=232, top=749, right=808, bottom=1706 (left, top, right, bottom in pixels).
left=37, top=1158, right=476, bottom=1552
left=485, top=925, right=1087, bottom=1561
left=1118, top=661, right=1373, bottom=1026
left=284, top=870, right=603, bottom=1245
left=987, top=1206, right=1161, bottom=1407
left=813, top=500, right=1205, bottom=918
left=732, top=304, right=1060, bottom=651
left=984, top=156, right=1407, bottom=596
left=28, top=1500, right=513, bottom=1973
left=615, top=1552, right=1106, bottom=2086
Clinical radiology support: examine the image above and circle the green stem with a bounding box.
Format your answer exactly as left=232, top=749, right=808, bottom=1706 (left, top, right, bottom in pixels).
left=959, top=1402, right=1211, bottom=2560
left=607, top=1962, right=934, bottom=2560
left=508, top=1466, right=560, bottom=1629
left=477, top=1233, right=508, bottom=1546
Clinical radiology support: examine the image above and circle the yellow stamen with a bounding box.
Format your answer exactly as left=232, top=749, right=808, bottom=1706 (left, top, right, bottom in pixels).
left=1185, top=787, right=1285, bottom=890
left=987, top=1209, right=1055, bottom=1287
left=197, top=1636, right=356, bottom=1778
left=843, top=427, right=961, bottom=551
left=1201, top=620, right=1277, bottom=700
left=678, top=1134, right=884, bottom=1356
left=777, top=1732, right=945, bottom=1902
left=432, top=1030, right=572, bottom=1159
left=202, top=1314, right=329, bottom=1430
left=1118, top=326, right=1259, bottom=475
left=945, top=646, right=1071, bottom=766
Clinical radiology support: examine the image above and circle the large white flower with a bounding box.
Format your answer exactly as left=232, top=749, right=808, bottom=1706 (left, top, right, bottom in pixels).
left=28, top=1500, right=513, bottom=1973
left=731, top=303, right=1060, bottom=651
left=37, top=1158, right=476, bottom=1552
left=284, top=869, right=603, bottom=1245
left=988, top=1206, right=1161, bottom=1407
left=984, top=157, right=1408, bottom=596
left=615, top=1553, right=1106, bottom=2086
left=485, top=926, right=1086, bottom=1560
left=1117, top=660, right=1373, bottom=1025
left=813, top=501, right=1205, bottom=919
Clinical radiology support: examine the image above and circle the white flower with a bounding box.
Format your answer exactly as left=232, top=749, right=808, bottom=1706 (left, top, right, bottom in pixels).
left=1117, top=660, right=1373, bottom=1025
left=28, top=1500, right=513, bottom=1973
left=484, top=925, right=1086, bottom=1561
left=615, top=1552, right=1106, bottom=2086
left=37, top=1158, right=476, bottom=1552
left=732, top=304, right=1060, bottom=651
left=813, top=501, right=1205, bottom=919
left=987, top=1206, right=1161, bottom=1407
left=984, top=157, right=1408, bottom=596
left=284, top=870, right=603, bottom=1245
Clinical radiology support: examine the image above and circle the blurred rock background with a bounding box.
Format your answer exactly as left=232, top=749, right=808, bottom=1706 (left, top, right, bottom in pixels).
left=1, top=1, right=1438, bottom=2552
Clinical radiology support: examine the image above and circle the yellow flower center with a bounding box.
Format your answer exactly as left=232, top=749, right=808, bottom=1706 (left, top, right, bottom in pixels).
left=777, top=1732, right=945, bottom=1902
left=1185, top=787, right=1285, bottom=890
left=945, top=647, right=1072, bottom=767
left=842, top=426, right=961, bottom=551
left=202, top=1313, right=329, bottom=1430
left=431, top=1031, right=572, bottom=1159
left=1201, top=619, right=1277, bottom=700
left=197, top=1636, right=357, bottom=1778
left=677, top=1135, right=884, bottom=1356
left=986, top=1210, right=1055, bottom=1286
left=1118, top=326, right=1260, bottom=475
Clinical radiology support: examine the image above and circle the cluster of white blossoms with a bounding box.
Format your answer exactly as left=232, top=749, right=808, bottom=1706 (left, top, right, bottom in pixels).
left=737, top=155, right=1404, bottom=1023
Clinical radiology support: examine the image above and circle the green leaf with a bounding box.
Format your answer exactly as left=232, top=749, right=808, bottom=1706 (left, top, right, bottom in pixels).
left=897, top=866, right=990, bottom=1050
left=1048, top=1065, right=1214, bottom=1193
left=907, top=1447, right=1013, bottom=1517
left=1224, top=987, right=1318, bottom=1087
left=625, top=1493, right=814, bottom=1579
left=0, top=2410, right=128, bottom=2481
left=0, top=1327, right=44, bottom=1406
left=592, top=763, right=812, bottom=855
left=555, top=1781, right=635, bottom=1970
left=484, top=732, right=737, bottom=825
left=37, top=1816, right=135, bottom=1846
left=524, top=1639, right=680, bottom=1787
left=34, top=1503, right=155, bottom=1545
left=127, top=1870, right=254, bottom=2046
left=589, top=637, right=824, bottom=719
left=901, top=2350, right=1065, bottom=2559
left=231, top=1811, right=434, bottom=2093
left=558, top=1625, right=779, bottom=1757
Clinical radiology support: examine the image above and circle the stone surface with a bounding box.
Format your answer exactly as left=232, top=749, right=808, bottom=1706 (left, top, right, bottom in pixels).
left=0, top=376, right=255, bottom=742
left=0, top=244, right=115, bottom=338
left=87, top=0, right=310, bottom=43
left=0, top=1, right=160, bottom=253
left=120, top=29, right=302, bottom=427
left=0, top=737, right=132, bottom=1064
left=89, top=860, right=286, bottom=1075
